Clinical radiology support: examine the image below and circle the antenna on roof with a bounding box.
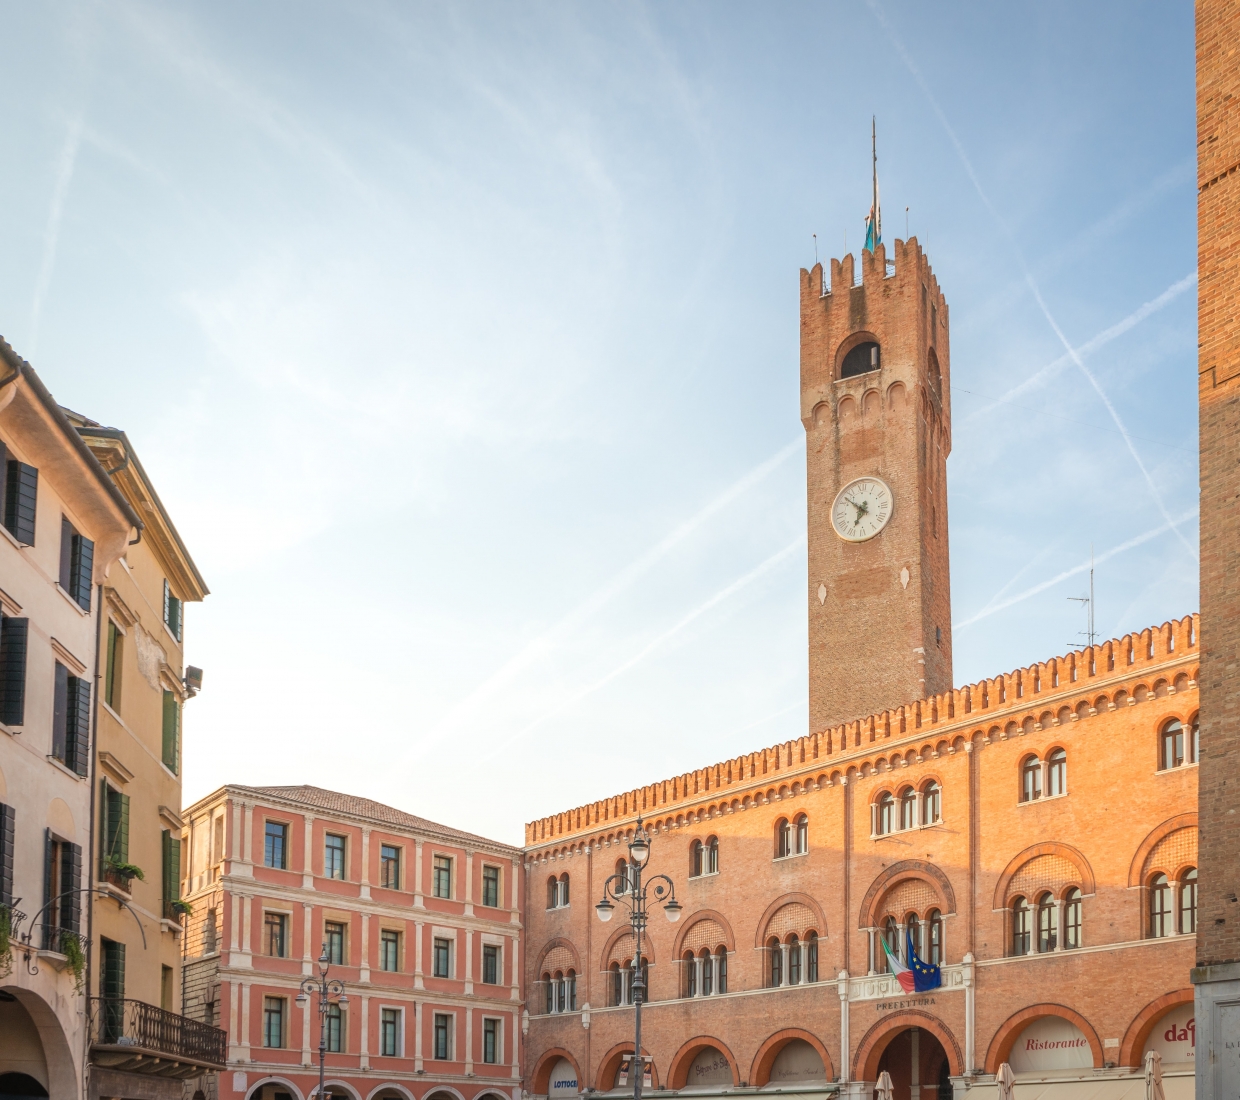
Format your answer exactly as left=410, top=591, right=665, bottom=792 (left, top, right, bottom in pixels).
left=1067, top=545, right=1096, bottom=649
left=813, top=233, right=818, bottom=266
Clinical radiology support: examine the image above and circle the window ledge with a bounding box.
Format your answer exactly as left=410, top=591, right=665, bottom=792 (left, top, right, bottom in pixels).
left=46, top=755, right=87, bottom=781
left=162, top=620, right=182, bottom=647
left=689, top=870, right=720, bottom=880
left=1156, top=762, right=1198, bottom=774
left=0, top=720, right=18, bottom=737
left=1017, top=792, right=1068, bottom=807
left=773, top=851, right=809, bottom=863
left=0, top=522, right=26, bottom=551
left=54, top=583, right=91, bottom=617
left=872, top=820, right=944, bottom=840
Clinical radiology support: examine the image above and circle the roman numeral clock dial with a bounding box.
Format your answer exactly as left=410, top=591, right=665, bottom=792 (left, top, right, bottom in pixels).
left=831, top=476, right=893, bottom=542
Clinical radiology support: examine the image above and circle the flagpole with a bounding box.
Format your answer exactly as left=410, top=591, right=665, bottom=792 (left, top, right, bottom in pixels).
left=872, top=116, right=878, bottom=249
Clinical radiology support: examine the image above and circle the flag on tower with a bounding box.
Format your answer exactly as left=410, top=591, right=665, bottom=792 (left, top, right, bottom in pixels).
left=879, top=932, right=942, bottom=993
left=865, top=116, right=881, bottom=252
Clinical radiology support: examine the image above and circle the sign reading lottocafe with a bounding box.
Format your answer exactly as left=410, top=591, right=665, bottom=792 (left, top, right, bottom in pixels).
left=550, top=1058, right=580, bottom=1098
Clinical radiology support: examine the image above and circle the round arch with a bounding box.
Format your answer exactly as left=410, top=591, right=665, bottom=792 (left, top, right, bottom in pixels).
left=535, top=938, right=582, bottom=974
left=673, top=909, right=737, bottom=957
left=859, top=862, right=956, bottom=929
left=750, top=1028, right=834, bottom=1086
left=0, top=988, right=78, bottom=1100
left=854, top=1012, right=964, bottom=1082
left=992, top=843, right=1097, bottom=909
left=309, top=1083, right=362, bottom=1100
left=1129, top=814, right=1198, bottom=887
left=421, top=1089, right=466, bottom=1100
left=598, top=925, right=656, bottom=966
left=751, top=893, right=829, bottom=948
left=1118, top=989, right=1194, bottom=1068
left=531, top=1049, right=583, bottom=1096
left=667, top=1036, right=741, bottom=1090
left=246, top=1080, right=306, bottom=1100
left=984, top=1005, right=1103, bottom=1073
left=595, top=1041, right=660, bottom=1092
left=834, top=331, right=882, bottom=379
left=365, top=1086, right=416, bottom=1100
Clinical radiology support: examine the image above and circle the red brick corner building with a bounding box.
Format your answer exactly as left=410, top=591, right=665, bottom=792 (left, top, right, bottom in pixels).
left=522, top=239, right=1200, bottom=1100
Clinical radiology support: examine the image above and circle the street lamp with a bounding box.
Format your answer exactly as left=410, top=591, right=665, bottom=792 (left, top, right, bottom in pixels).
left=594, top=817, right=681, bottom=1100
left=296, top=943, right=349, bottom=1100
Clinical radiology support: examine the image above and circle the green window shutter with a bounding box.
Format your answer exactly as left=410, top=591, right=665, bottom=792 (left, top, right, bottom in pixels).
left=162, top=830, right=181, bottom=909
left=119, top=794, right=130, bottom=864
left=105, top=622, right=118, bottom=707
left=71, top=534, right=93, bottom=611
left=62, top=841, right=81, bottom=933
left=0, top=802, right=14, bottom=904
left=102, top=938, right=126, bottom=999
left=0, top=616, right=28, bottom=726
left=52, top=663, right=68, bottom=763
left=162, top=692, right=179, bottom=774
left=67, top=676, right=90, bottom=776
left=59, top=518, right=73, bottom=590
left=5, top=460, right=38, bottom=545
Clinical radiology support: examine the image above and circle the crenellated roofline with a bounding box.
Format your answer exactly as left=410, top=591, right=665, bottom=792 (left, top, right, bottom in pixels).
left=524, top=614, right=1199, bottom=851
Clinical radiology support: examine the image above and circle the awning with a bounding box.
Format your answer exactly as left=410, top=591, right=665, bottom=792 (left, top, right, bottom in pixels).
left=956, top=1071, right=1194, bottom=1100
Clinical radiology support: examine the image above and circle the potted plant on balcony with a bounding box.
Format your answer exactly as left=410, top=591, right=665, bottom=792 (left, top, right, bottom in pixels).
left=59, top=931, right=85, bottom=993
left=102, top=858, right=145, bottom=891
left=169, top=899, right=193, bottom=920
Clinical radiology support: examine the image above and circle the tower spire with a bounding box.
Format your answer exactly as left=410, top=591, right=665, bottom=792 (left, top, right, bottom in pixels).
left=865, top=117, right=881, bottom=253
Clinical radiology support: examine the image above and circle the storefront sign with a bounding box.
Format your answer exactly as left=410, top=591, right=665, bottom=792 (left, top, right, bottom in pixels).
left=1144, top=1004, right=1195, bottom=1064
left=1009, top=1017, right=1093, bottom=1073
left=618, top=1057, right=653, bottom=1088
left=770, top=1040, right=826, bottom=1084
left=877, top=997, right=937, bottom=1012
left=550, top=1058, right=580, bottom=1098
left=688, top=1047, right=734, bottom=1087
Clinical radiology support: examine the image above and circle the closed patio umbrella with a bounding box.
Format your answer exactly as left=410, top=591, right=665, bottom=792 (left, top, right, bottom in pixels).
left=876, top=1071, right=894, bottom=1100
left=1146, top=1050, right=1165, bottom=1100
left=996, top=1062, right=1016, bottom=1100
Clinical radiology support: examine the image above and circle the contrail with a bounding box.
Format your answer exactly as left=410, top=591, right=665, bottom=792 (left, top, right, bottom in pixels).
left=963, top=272, right=1198, bottom=422
left=867, top=0, right=1196, bottom=560
left=954, top=509, right=1197, bottom=630
left=481, top=533, right=807, bottom=758
left=30, top=115, right=85, bottom=354
left=412, top=436, right=802, bottom=751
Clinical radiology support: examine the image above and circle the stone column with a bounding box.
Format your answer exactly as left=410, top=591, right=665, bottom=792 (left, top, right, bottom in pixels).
left=867, top=928, right=876, bottom=975
left=1053, top=900, right=1065, bottom=951
left=780, top=943, right=790, bottom=987
left=710, top=953, right=720, bottom=996
left=693, top=955, right=704, bottom=996
left=414, top=840, right=425, bottom=908
left=360, top=827, right=371, bottom=899
left=302, top=901, right=314, bottom=976
left=465, top=928, right=474, bottom=993
left=415, top=1000, right=424, bottom=1071
left=414, top=920, right=425, bottom=989
left=910, top=1027, right=921, bottom=1100
left=838, top=971, right=850, bottom=1084
left=360, top=992, right=371, bottom=1069
left=465, top=1007, right=474, bottom=1074
left=302, top=814, right=315, bottom=887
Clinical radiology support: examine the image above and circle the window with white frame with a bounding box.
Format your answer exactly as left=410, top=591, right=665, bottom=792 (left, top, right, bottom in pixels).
left=433, top=1012, right=453, bottom=1059
left=433, top=936, right=452, bottom=978
left=483, top=1017, right=501, bottom=1064
left=380, top=1007, right=401, bottom=1057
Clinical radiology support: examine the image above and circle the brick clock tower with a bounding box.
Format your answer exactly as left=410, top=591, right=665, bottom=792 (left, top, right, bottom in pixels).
left=800, top=238, right=953, bottom=732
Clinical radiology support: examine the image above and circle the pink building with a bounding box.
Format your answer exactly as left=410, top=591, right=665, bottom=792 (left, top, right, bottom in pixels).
left=180, top=785, right=524, bottom=1100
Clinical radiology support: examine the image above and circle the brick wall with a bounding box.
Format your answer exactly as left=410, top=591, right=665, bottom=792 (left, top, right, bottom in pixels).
left=1196, top=0, right=1240, bottom=969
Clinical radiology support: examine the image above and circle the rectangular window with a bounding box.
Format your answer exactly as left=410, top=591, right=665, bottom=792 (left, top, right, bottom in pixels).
left=263, top=996, right=285, bottom=1048
left=433, top=1013, right=452, bottom=1060
left=324, top=834, right=346, bottom=880
left=482, top=865, right=500, bottom=907
left=3, top=456, right=38, bottom=546
left=163, top=579, right=182, bottom=642
left=43, top=830, right=82, bottom=944
left=483, top=943, right=500, bottom=985
left=161, top=964, right=174, bottom=1010
left=325, top=920, right=346, bottom=965
left=161, top=830, right=181, bottom=919
left=380, top=844, right=401, bottom=889
left=326, top=1002, right=344, bottom=1052
left=265, top=912, right=288, bottom=957
left=433, top=936, right=452, bottom=978
left=483, top=1018, right=499, bottom=1064
left=59, top=517, right=93, bottom=612
left=433, top=855, right=452, bottom=898
left=161, top=691, right=180, bottom=774
left=0, top=801, right=14, bottom=905
left=52, top=662, right=90, bottom=776
left=100, top=938, right=125, bottom=1043
left=380, top=929, right=400, bottom=972
left=0, top=614, right=29, bottom=726
left=264, top=822, right=288, bottom=869
left=380, top=1007, right=400, bottom=1057
left=101, top=784, right=130, bottom=874
left=104, top=621, right=121, bottom=711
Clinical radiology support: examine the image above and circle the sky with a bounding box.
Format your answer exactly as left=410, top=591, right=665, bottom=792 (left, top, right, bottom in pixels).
left=0, top=3, right=1197, bottom=845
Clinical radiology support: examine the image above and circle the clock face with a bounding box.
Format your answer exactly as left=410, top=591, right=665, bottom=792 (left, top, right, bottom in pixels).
left=831, top=477, right=893, bottom=542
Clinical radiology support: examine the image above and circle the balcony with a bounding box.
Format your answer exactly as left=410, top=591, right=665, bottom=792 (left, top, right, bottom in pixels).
left=88, top=998, right=227, bottom=1077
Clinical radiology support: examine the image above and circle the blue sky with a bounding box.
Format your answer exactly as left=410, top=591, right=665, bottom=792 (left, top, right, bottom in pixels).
left=0, top=3, right=1197, bottom=844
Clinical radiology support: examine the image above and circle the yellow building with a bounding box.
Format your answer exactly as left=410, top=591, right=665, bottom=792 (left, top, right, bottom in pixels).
left=68, top=411, right=226, bottom=1098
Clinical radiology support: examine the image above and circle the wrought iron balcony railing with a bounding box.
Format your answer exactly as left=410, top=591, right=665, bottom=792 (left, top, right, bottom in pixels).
left=89, top=997, right=227, bottom=1073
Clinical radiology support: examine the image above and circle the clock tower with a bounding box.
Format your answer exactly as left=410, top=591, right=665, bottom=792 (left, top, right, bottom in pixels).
left=800, top=237, right=953, bottom=732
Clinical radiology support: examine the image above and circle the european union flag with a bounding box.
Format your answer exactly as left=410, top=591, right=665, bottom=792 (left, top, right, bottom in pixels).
left=907, top=930, right=942, bottom=992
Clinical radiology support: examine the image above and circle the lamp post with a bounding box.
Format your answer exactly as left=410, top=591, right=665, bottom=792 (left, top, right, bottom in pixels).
left=595, top=817, right=682, bottom=1100
left=297, top=943, right=349, bottom=1100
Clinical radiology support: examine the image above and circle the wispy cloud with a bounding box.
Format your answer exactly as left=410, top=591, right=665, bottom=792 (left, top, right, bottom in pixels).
left=29, top=114, right=84, bottom=353
left=954, top=510, right=1198, bottom=631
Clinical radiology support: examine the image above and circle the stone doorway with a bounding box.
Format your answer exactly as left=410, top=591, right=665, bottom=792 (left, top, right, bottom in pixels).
left=875, top=1027, right=952, bottom=1100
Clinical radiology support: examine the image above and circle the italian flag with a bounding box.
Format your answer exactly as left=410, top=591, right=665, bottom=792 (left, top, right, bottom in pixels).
left=880, top=936, right=917, bottom=993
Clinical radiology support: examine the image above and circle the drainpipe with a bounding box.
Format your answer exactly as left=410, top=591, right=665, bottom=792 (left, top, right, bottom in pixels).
left=85, top=580, right=105, bottom=1100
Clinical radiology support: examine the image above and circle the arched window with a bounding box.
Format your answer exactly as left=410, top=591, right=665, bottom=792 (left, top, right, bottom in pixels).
left=1161, top=720, right=1185, bottom=770
left=881, top=916, right=898, bottom=971
left=610, top=962, right=623, bottom=1006
left=553, top=970, right=566, bottom=1013
left=559, top=873, right=570, bottom=906
left=547, top=876, right=558, bottom=909
left=707, top=835, right=719, bottom=874
left=922, top=781, right=941, bottom=824
left=795, top=814, right=809, bottom=854
left=806, top=931, right=819, bottom=982
left=1012, top=896, right=1031, bottom=956
left=1036, top=892, right=1056, bottom=952
left=927, top=909, right=943, bottom=965
left=1150, top=874, right=1173, bottom=937
left=775, top=818, right=792, bottom=858
left=899, top=788, right=916, bottom=831
left=906, top=914, right=920, bottom=959
left=543, top=971, right=553, bottom=1014
left=841, top=341, right=881, bottom=378
left=1190, top=714, right=1200, bottom=764
left=690, top=840, right=703, bottom=878
left=767, top=936, right=782, bottom=987
left=876, top=792, right=894, bottom=835
left=1180, top=868, right=1198, bottom=934
left=615, top=858, right=629, bottom=894
left=716, top=946, right=728, bottom=993
left=787, top=934, right=801, bottom=984
left=1064, top=888, right=1082, bottom=949
left=1020, top=756, right=1041, bottom=802
left=700, top=948, right=713, bottom=995
left=683, top=951, right=696, bottom=997
left=1047, top=749, right=1067, bottom=797
left=566, top=968, right=577, bottom=1011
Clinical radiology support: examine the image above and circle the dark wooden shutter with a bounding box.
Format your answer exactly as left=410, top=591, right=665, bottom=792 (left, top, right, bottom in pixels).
left=0, top=616, right=28, bottom=726
left=0, top=802, right=13, bottom=904
left=68, top=675, right=91, bottom=776
left=43, top=829, right=54, bottom=941
left=102, top=938, right=126, bottom=999
left=104, top=785, right=129, bottom=864
left=71, top=534, right=93, bottom=611
left=4, top=460, right=38, bottom=545
left=59, top=518, right=74, bottom=589
left=119, top=793, right=130, bottom=864
left=0, top=442, right=6, bottom=521
left=62, top=841, right=81, bottom=932
left=52, top=663, right=68, bottom=763
left=162, top=692, right=178, bottom=773
left=162, top=830, right=181, bottom=912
